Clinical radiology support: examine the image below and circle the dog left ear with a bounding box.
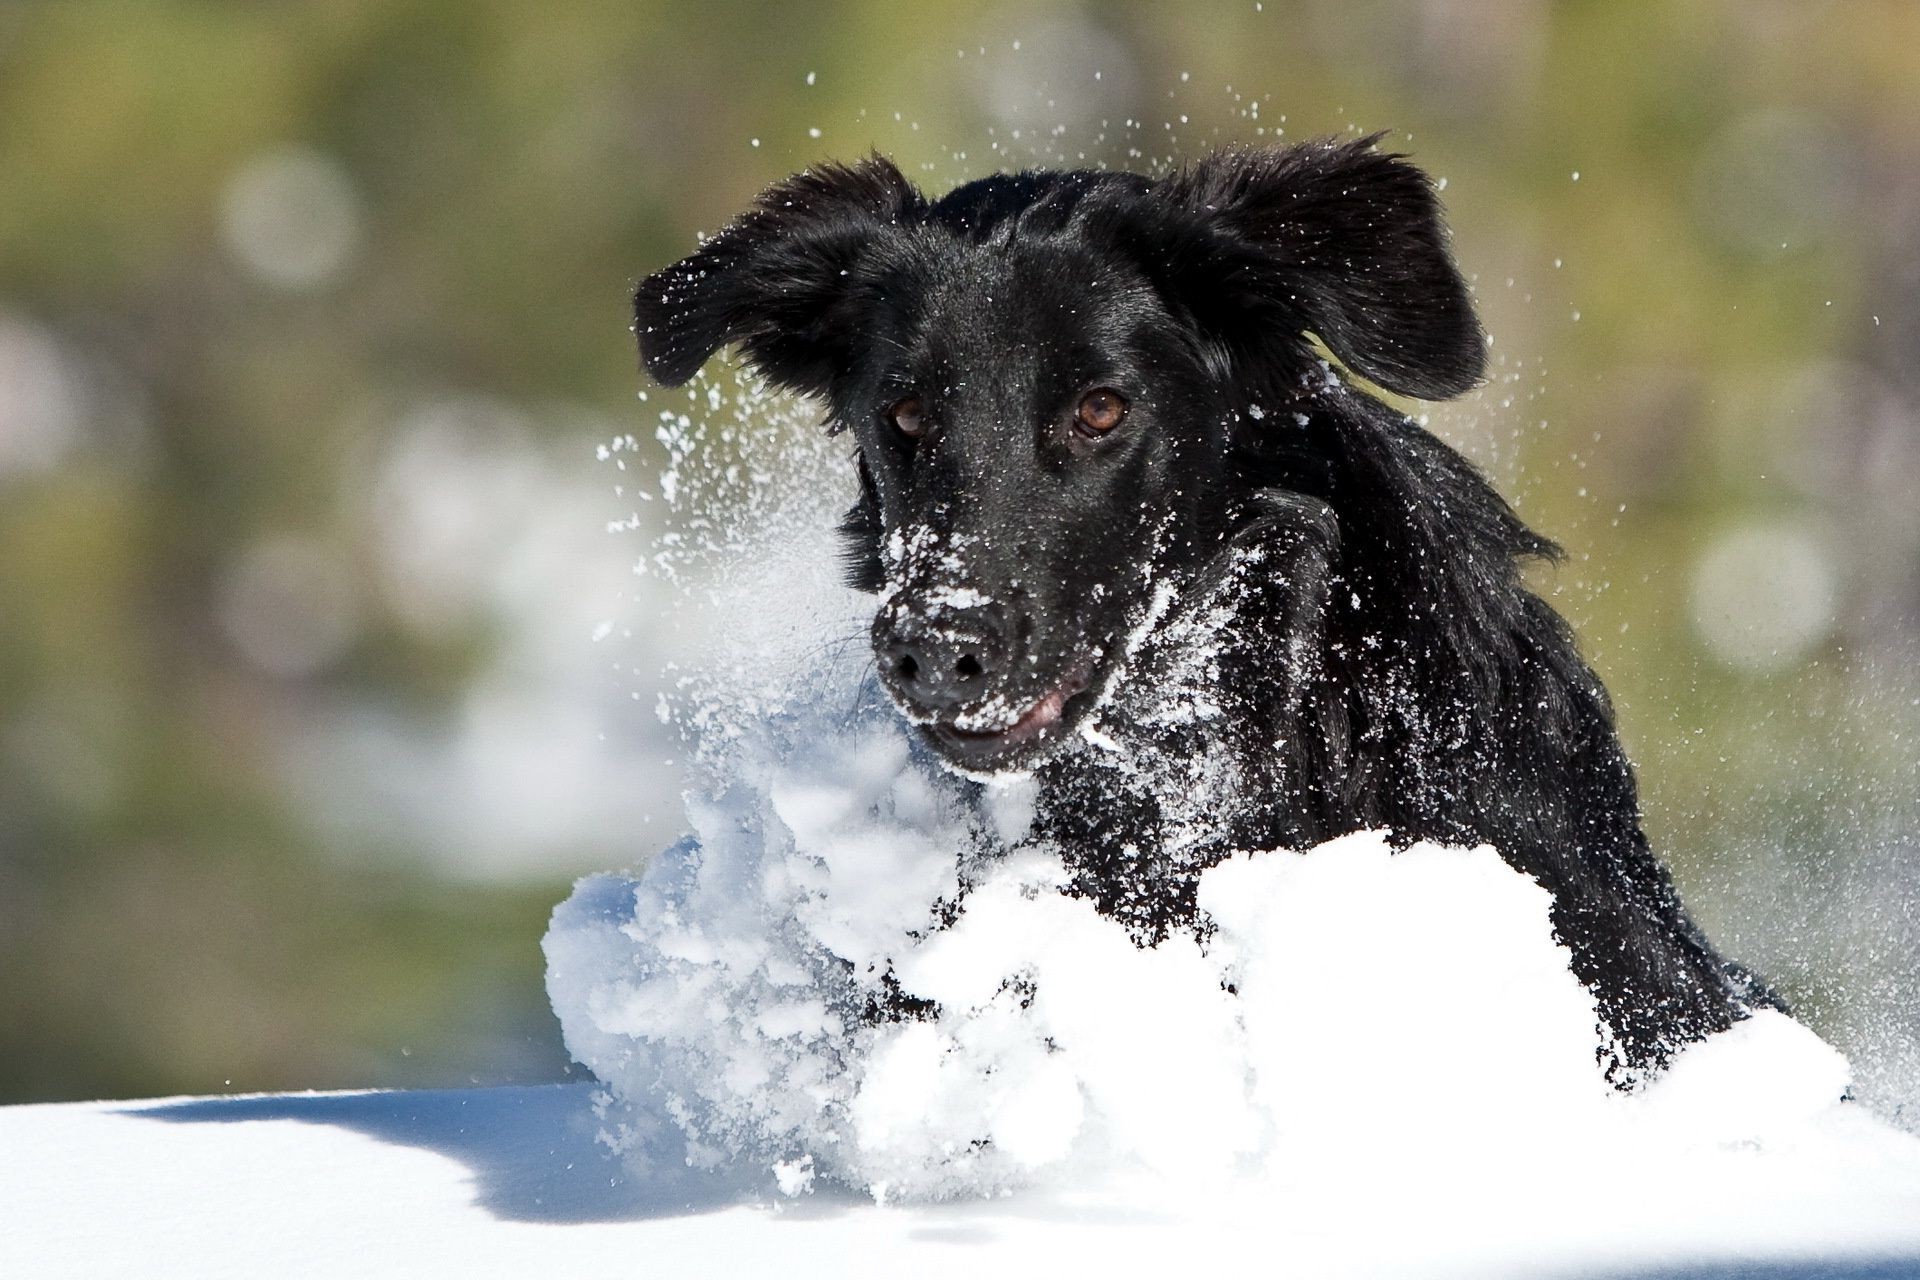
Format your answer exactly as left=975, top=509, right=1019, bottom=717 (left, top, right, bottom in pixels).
left=1151, top=135, right=1485, bottom=400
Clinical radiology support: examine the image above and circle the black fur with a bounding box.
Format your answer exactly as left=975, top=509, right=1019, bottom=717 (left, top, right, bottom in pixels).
left=635, top=137, right=1779, bottom=1080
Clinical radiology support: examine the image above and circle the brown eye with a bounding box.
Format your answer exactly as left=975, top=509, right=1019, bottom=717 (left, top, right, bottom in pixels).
left=888, top=396, right=927, bottom=439
left=1075, top=387, right=1129, bottom=437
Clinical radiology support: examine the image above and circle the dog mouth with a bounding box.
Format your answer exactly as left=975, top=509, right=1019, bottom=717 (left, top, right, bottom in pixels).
left=924, top=656, right=1098, bottom=768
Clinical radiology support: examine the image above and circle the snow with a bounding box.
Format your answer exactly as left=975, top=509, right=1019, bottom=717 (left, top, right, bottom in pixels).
left=2, top=1084, right=1292, bottom=1279
left=541, top=655, right=1920, bottom=1261
left=7, top=1069, right=1920, bottom=1279
left=7, top=1035, right=1920, bottom=1278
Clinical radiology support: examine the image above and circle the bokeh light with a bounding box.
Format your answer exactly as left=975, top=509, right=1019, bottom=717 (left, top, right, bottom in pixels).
left=218, top=535, right=363, bottom=680
left=218, top=147, right=364, bottom=291
left=0, top=313, right=84, bottom=477
left=1689, top=522, right=1839, bottom=674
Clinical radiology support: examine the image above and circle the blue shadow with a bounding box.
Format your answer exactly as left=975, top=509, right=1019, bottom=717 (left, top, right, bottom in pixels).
left=132, top=1083, right=850, bottom=1225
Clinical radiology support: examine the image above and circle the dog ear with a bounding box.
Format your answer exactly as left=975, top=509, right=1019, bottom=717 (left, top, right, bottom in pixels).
left=634, top=156, right=922, bottom=393
left=1151, top=135, right=1484, bottom=400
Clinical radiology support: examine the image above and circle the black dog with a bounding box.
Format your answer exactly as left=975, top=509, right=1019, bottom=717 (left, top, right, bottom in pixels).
left=634, top=136, right=1778, bottom=1079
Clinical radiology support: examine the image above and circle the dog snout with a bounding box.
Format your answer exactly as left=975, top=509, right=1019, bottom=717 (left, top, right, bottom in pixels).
left=875, top=601, right=1013, bottom=712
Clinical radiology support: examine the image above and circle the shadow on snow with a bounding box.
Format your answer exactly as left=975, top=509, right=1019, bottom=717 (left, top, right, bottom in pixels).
left=131, top=1083, right=859, bottom=1226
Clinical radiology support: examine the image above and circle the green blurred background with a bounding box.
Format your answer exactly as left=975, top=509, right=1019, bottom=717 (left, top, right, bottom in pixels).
left=3, top=0, right=1917, bottom=1113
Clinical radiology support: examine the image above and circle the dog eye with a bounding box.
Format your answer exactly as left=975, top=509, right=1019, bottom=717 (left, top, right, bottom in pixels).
left=887, top=396, right=927, bottom=440
left=1074, top=388, right=1129, bottom=437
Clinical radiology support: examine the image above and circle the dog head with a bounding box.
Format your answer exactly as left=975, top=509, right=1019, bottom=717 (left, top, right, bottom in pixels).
left=635, top=137, right=1483, bottom=774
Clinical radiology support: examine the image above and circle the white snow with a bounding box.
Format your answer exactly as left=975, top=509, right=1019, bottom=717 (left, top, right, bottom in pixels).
left=542, top=659, right=1920, bottom=1269
left=8, top=1054, right=1920, bottom=1280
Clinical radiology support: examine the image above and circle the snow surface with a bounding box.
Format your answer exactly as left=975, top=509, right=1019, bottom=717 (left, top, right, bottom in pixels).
left=7, top=1074, right=1920, bottom=1280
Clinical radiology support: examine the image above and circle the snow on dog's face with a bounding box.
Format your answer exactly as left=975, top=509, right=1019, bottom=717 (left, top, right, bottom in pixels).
left=837, top=231, right=1230, bottom=774
left=634, top=141, right=1483, bottom=773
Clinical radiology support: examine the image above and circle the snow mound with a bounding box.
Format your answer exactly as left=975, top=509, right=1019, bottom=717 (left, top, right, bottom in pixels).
left=544, top=673, right=1920, bottom=1213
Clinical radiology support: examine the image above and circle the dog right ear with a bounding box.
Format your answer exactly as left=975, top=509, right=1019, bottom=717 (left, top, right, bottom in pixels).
left=634, top=156, right=922, bottom=394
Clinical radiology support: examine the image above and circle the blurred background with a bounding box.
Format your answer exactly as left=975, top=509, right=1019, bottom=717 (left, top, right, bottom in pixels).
left=3, top=0, right=1917, bottom=1113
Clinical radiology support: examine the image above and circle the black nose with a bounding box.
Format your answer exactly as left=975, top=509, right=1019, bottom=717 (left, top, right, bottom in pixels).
left=876, top=603, right=1011, bottom=711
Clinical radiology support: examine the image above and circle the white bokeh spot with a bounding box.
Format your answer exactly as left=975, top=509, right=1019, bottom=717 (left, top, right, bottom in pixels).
left=220, top=146, right=365, bottom=290
left=1689, top=521, right=1838, bottom=673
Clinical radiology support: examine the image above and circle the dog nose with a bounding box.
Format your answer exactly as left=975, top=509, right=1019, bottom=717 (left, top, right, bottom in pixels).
left=876, top=604, right=1011, bottom=711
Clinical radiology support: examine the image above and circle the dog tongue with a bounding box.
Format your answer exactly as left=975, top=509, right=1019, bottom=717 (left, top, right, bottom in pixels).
left=1002, top=657, right=1098, bottom=742
left=949, top=658, right=1093, bottom=742
left=1004, top=684, right=1070, bottom=742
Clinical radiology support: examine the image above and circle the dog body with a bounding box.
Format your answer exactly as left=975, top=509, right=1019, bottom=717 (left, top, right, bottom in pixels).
left=635, top=138, right=1776, bottom=1077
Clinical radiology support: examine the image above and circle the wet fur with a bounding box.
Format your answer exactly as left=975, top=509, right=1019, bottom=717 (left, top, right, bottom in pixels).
left=634, top=137, right=1779, bottom=1079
